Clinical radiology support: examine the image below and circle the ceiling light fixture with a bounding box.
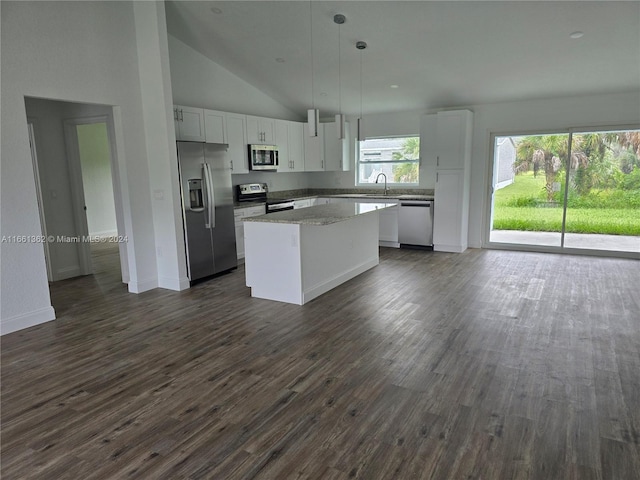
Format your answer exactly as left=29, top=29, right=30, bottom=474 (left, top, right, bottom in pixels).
left=334, top=14, right=346, bottom=139
left=356, top=41, right=367, bottom=142
left=570, top=31, right=584, bottom=39
left=390, top=84, right=399, bottom=89
left=210, top=7, right=222, bottom=14
left=307, top=1, right=319, bottom=137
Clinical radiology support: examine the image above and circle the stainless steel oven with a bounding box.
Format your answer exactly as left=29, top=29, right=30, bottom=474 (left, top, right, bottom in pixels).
left=266, top=199, right=295, bottom=213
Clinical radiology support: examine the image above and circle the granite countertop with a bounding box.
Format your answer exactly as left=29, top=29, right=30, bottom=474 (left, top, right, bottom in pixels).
left=234, top=192, right=433, bottom=208
left=243, top=201, right=397, bottom=226
left=327, top=193, right=434, bottom=201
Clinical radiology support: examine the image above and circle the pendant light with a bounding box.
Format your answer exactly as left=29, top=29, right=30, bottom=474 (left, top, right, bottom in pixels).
left=334, top=14, right=346, bottom=139
left=307, top=0, right=319, bottom=137
left=356, top=41, right=367, bottom=142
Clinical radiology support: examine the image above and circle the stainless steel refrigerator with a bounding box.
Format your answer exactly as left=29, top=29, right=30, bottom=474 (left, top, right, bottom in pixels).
left=177, top=141, right=237, bottom=283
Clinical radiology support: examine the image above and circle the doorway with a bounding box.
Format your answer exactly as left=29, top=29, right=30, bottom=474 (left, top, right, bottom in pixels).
left=25, top=97, right=128, bottom=305
left=488, top=128, right=640, bottom=256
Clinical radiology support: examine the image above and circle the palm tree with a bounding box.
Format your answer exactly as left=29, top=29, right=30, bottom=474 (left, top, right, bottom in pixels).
left=392, top=137, right=420, bottom=182
left=515, top=135, right=567, bottom=201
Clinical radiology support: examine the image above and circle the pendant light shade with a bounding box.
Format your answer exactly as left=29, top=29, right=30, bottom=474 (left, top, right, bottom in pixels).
left=308, top=108, right=319, bottom=137
left=336, top=114, right=345, bottom=139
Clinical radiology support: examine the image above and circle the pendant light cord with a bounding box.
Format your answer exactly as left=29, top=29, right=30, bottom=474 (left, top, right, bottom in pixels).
left=338, top=23, right=342, bottom=115
left=309, top=0, right=315, bottom=110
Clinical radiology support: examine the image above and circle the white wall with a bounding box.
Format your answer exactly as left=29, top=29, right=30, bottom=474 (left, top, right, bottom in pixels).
left=1, top=1, right=185, bottom=335
left=169, top=35, right=303, bottom=122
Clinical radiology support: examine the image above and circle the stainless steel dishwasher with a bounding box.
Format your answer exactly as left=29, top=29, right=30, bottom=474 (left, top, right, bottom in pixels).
left=398, top=200, right=434, bottom=247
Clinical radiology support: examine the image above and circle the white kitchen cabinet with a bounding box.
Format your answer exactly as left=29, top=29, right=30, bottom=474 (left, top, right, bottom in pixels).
left=287, top=121, right=305, bottom=172
left=274, top=120, right=290, bottom=172
left=234, top=204, right=266, bottom=259
left=225, top=113, right=249, bottom=174
left=435, top=110, right=473, bottom=170
left=433, top=170, right=468, bottom=252
left=323, top=121, right=351, bottom=171
left=303, top=124, right=325, bottom=171
left=275, top=120, right=305, bottom=173
left=246, top=115, right=275, bottom=144
left=174, top=105, right=205, bottom=142
left=204, top=109, right=226, bottom=144
left=431, top=109, right=472, bottom=253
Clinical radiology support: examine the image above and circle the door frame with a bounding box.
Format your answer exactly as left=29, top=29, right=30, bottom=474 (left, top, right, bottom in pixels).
left=27, top=119, right=54, bottom=282
left=483, top=124, right=640, bottom=259
left=63, top=115, right=124, bottom=276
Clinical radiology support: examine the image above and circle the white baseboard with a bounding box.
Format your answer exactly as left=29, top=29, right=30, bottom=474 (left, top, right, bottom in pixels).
left=158, top=275, right=190, bottom=291
left=434, top=243, right=468, bottom=253
left=127, top=277, right=158, bottom=293
left=1, top=306, right=56, bottom=336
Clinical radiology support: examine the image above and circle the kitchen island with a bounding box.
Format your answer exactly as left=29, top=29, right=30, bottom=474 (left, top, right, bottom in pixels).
left=244, top=202, right=396, bottom=305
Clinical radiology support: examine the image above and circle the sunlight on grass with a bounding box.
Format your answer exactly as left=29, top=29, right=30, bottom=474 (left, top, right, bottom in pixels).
left=493, top=172, right=640, bottom=235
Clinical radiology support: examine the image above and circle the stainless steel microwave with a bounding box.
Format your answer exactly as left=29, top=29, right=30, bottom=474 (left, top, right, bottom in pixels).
left=248, top=144, right=278, bottom=171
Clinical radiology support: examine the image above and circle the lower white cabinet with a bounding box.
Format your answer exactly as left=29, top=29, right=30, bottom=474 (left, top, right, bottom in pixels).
left=234, top=204, right=266, bottom=259
left=433, top=169, right=469, bottom=252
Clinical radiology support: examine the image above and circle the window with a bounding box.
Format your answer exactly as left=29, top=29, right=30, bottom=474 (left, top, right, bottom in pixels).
left=357, top=136, right=420, bottom=185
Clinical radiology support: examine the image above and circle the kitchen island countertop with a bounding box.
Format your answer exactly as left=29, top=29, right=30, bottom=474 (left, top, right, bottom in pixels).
left=243, top=201, right=397, bottom=226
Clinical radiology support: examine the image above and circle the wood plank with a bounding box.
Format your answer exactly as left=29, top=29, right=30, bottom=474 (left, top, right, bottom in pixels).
left=2, top=245, right=639, bottom=479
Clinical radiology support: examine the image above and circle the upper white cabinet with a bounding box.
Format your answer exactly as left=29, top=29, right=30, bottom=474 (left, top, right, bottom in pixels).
left=246, top=115, right=275, bottom=144
left=303, top=123, right=325, bottom=171
left=287, top=121, right=305, bottom=172
left=274, top=120, right=289, bottom=172
left=204, top=109, right=226, bottom=144
left=324, top=121, right=351, bottom=172
left=225, top=113, right=249, bottom=174
left=435, top=110, right=472, bottom=170
left=174, top=105, right=205, bottom=142
left=276, top=120, right=305, bottom=172
left=431, top=109, right=473, bottom=253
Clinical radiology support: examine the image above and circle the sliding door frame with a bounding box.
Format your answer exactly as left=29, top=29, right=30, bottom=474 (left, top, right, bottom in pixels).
left=483, top=123, right=640, bottom=260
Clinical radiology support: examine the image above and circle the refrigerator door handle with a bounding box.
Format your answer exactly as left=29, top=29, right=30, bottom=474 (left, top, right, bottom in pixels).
left=203, top=162, right=216, bottom=228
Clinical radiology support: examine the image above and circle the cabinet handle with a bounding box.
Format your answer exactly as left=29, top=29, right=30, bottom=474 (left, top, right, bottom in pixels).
left=436, top=172, right=439, bottom=182
left=230, top=160, right=234, bottom=171
left=173, top=108, right=178, bottom=121
left=436, top=155, right=439, bottom=167
left=179, top=109, right=184, bottom=122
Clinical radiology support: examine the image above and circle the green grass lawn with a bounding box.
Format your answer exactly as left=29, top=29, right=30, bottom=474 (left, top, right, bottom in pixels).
left=493, top=172, right=640, bottom=235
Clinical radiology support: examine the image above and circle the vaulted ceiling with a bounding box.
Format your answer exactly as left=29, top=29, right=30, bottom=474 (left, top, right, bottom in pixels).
left=165, top=1, right=640, bottom=116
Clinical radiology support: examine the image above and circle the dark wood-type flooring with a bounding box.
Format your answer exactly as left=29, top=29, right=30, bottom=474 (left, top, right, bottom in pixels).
left=2, top=244, right=639, bottom=479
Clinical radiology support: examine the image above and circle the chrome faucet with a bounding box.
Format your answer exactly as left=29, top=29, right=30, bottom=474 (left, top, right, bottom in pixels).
left=375, top=173, right=388, bottom=195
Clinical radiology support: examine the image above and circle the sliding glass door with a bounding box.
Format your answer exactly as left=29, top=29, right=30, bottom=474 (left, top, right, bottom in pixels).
left=489, top=128, right=640, bottom=255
